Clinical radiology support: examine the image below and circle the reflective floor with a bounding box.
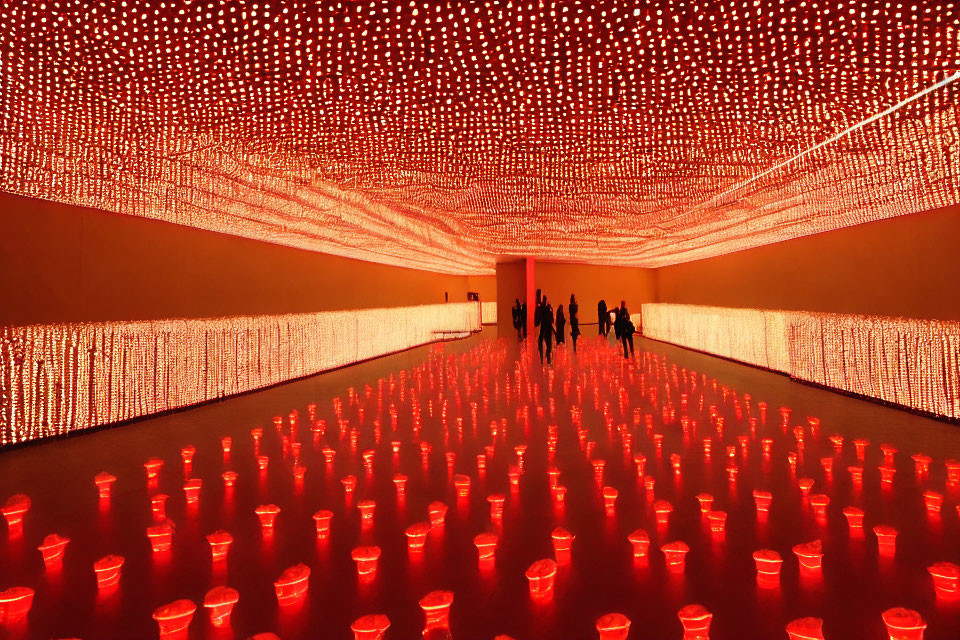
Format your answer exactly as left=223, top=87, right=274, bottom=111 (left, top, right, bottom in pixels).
left=1, top=328, right=958, bottom=639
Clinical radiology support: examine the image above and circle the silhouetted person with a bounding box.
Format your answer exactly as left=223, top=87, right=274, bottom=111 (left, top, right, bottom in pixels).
left=555, top=304, right=566, bottom=345
left=598, top=299, right=608, bottom=336
left=537, top=296, right=554, bottom=364
left=615, top=300, right=635, bottom=359
left=520, top=302, right=528, bottom=339
left=569, top=294, right=580, bottom=352
left=511, top=298, right=523, bottom=341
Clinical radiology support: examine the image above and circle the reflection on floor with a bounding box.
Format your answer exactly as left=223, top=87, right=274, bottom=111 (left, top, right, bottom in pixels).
left=1, top=328, right=959, bottom=640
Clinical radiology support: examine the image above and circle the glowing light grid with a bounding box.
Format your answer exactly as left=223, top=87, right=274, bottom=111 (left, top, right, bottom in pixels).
left=1, top=1, right=957, bottom=273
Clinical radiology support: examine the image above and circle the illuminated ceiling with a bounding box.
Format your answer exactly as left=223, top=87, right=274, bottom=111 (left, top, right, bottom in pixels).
left=1, top=0, right=958, bottom=274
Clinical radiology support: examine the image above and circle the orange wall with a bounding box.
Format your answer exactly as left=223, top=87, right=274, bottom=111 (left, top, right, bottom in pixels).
left=0, top=192, right=495, bottom=325
left=655, top=205, right=960, bottom=321
left=535, top=261, right=657, bottom=328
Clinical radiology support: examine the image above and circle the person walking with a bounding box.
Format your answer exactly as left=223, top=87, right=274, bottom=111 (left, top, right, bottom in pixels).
left=615, top=300, right=635, bottom=359
left=511, top=298, right=523, bottom=341
left=537, top=296, right=555, bottom=364
left=597, top=299, right=607, bottom=337
left=555, top=304, right=566, bottom=345
left=569, top=294, right=580, bottom=352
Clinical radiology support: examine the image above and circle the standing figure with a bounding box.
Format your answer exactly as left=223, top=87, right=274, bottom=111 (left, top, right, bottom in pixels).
left=597, top=299, right=608, bottom=336
left=569, top=294, right=581, bottom=352
left=615, top=300, right=635, bottom=359
left=520, top=302, right=528, bottom=339
left=511, top=299, right=523, bottom=341
left=537, top=296, right=555, bottom=365
left=555, top=305, right=566, bottom=345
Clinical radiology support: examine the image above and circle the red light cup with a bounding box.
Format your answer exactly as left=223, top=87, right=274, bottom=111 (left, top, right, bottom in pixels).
left=874, top=525, right=898, bottom=555
left=153, top=599, right=197, bottom=637
left=661, top=541, right=690, bottom=571
left=786, top=617, right=825, bottom=640
left=183, top=478, right=202, bottom=504
left=603, top=487, right=619, bottom=511
left=453, top=474, right=471, bottom=498
left=206, top=530, right=233, bottom=561
left=525, top=559, right=558, bottom=599
left=255, top=504, right=281, bottom=530
left=357, top=500, right=376, bottom=524
left=220, top=436, right=231, bottom=455
left=628, top=529, right=650, bottom=558
left=475, top=532, right=498, bottom=561
left=922, top=490, right=943, bottom=514
left=274, top=563, right=310, bottom=606
left=221, top=471, right=238, bottom=488
left=797, top=478, right=814, bottom=496
left=150, top=493, right=169, bottom=521
left=706, top=511, right=727, bottom=534
left=912, top=454, right=932, bottom=475
left=809, top=494, right=830, bottom=518
left=94, top=472, right=116, bottom=499
left=322, top=447, right=336, bottom=464
left=696, top=493, right=714, bottom=513
left=946, top=460, right=960, bottom=486
left=313, top=510, right=333, bottom=539
left=487, top=494, right=506, bottom=521
left=634, top=454, right=646, bottom=477
left=37, top=533, right=70, bottom=568
left=928, top=561, right=960, bottom=595
left=678, top=604, right=712, bottom=640
left=405, top=522, right=430, bottom=553
left=552, top=485, right=567, bottom=504
left=644, top=476, right=656, bottom=492
left=351, top=614, right=390, bottom=640
left=93, top=555, right=124, bottom=588
left=428, top=501, right=448, bottom=527
left=419, top=590, right=454, bottom=634
left=203, top=586, right=238, bottom=628
left=753, top=549, right=783, bottom=580
left=147, top=522, right=175, bottom=552
left=352, top=545, right=382, bottom=578
left=551, top=527, right=574, bottom=564
left=654, top=500, right=673, bottom=525
left=880, top=444, right=898, bottom=466
left=2, top=494, right=30, bottom=531
left=881, top=607, right=926, bottom=640
left=853, top=438, right=869, bottom=461
left=0, top=586, right=34, bottom=624
left=842, top=506, right=865, bottom=529
left=180, top=445, right=196, bottom=465
left=820, top=457, right=834, bottom=475
left=753, top=490, right=772, bottom=513
left=393, top=474, right=408, bottom=496
left=341, top=475, right=357, bottom=494
left=879, top=466, right=896, bottom=484
left=792, top=539, right=823, bottom=570
left=144, top=458, right=164, bottom=481
left=596, top=613, right=631, bottom=640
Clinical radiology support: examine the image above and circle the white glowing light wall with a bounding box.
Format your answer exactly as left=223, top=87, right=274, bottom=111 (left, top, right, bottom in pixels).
left=481, top=301, right=497, bottom=325
left=641, top=305, right=791, bottom=372
left=0, top=302, right=481, bottom=446
left=642, top=304, right=960, bottom=420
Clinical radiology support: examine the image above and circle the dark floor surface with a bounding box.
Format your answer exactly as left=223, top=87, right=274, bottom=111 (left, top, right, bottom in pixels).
left=1, top=328, right=958, bottom=639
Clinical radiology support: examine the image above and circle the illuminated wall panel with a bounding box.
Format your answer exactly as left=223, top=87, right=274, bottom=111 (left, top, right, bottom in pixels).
left=0, top=2, right=957, bottom=273
left=481, top=302, right=497, bottom=325
left=642, top=304, right=960, bottom=419
left=0, top=303, right=482, bottom=446
left=641, top=305, right=791, bottom=372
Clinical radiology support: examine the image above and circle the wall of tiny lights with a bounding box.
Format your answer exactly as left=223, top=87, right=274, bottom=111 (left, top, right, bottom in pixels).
left=642, top=303, right=960, bottom=419
left=481, top=301, right=497, bottom=325
left=0, top=1, right=957, bottom=274
left=0, top=302, right=482, bottom=446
